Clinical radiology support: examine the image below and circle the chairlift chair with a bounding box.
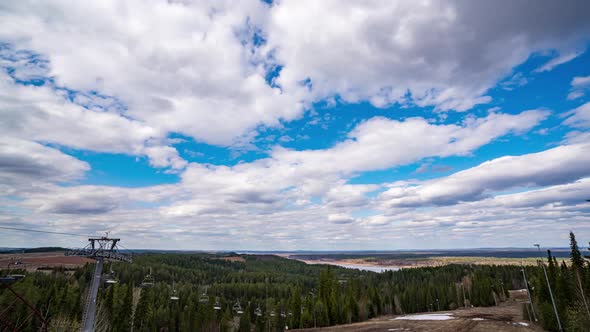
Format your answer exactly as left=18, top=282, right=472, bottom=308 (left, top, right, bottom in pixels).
left=6, top=260, right=27, bottom=280
left=104, top=268, right=118, bottom=285
left=141, top=268, right=154, bottom=288
left=170, top=281, right=180, bottom=301
left=199, top=293, right=209, bottom=303
left=255, top=306, right=262, bottom=317
left=0, top=276, right=17, bottom=283
left=6, top=273, right=25, bottom=280
left=105, top=278, right=118, bottom=284
left=270, top=309, right=276, bottom=317
left=232, top=300, right=243, bottom=314
left=280, top=311, right=286, bottom=318
left=213, top=297, right=222, bottom=310
left=140, top=277, right=154, bottom=288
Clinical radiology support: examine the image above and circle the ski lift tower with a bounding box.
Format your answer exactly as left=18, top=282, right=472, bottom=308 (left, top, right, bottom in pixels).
left=0, top=277, right=50, bottom=332
left=67, top=234, right=132, bottom=332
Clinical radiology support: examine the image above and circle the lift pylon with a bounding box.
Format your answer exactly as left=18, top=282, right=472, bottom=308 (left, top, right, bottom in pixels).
left=0, top=278, right=49, bottom=332
left=67, top=235, right=132, bottom=263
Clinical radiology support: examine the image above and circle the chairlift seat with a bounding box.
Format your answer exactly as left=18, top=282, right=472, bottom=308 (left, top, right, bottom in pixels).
left=170, top=287, right=179, bottom=301
left=141, top=268, right=155, bottom=288
left=213, top=297, right=222, bottom=310
left=232, top=301, right=243, bottom=314
left=7, top=274, right=25, bottom=280
left=140, top=281, right=153, bottom=288
left=0, top=276, right=16, bottom=283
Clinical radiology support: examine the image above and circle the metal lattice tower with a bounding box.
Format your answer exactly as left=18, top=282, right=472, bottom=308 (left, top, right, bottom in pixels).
left=0, top=278, right=49, bottom=332
left=67, top=235, right=132, bottom=263
left=67, top=235, right=132, bottom=332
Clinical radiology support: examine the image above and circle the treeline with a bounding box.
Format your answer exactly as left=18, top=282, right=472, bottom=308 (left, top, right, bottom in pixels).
left=3, top=233, right=588, bottom=331
left=101, top=254, right=530, bottom=331
left=1, top=252, right=532, bottom=331
left=0, top=247, right=67, bottom=254
left=292, top=249, right=571, bottom=261
left=0, top=266, right=88, bottom=330
left=528, top=232, right=590, bottom=331
left=1, top=258, right=517, bottom=331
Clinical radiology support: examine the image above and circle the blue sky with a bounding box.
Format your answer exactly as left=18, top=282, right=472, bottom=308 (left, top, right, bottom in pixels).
left=1, top=0, right=590, bottom=250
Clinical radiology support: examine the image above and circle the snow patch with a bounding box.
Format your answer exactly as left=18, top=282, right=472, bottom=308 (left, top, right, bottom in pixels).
left=393, top=313, right=455, bottom=321
left=518, top=322, right=529, bottom=326
left=472, top=318, right=485, bottom=321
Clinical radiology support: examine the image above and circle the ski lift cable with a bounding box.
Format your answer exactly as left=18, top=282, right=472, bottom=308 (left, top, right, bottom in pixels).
left=116, top=243, right=136, bottom=255
left=0, top=226, right=96, bottom=238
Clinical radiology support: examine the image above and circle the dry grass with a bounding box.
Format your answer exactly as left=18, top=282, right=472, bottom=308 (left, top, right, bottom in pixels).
left=218, top=256, right=246, bottom=263
left=319, top=256, right=541, bottom=269
left=417, top=256, right=540, bottom=267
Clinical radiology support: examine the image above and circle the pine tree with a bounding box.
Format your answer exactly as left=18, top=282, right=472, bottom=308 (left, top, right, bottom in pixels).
left=547, top=250, right=557, bottom=286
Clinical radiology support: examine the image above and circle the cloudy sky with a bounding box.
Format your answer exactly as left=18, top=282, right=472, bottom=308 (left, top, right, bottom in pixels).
left=1, top=0, right=590, bottom=250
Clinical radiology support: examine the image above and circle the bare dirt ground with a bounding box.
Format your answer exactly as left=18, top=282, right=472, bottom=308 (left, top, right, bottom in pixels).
left=0, top=251, right=92, bottom=271
left=294, top=301, right=542, bottom=332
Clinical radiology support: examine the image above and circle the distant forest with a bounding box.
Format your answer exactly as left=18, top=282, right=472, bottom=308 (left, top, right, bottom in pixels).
left=0, top=233, right=588, bottom=331
left=0, top=247, right=68, bottom=254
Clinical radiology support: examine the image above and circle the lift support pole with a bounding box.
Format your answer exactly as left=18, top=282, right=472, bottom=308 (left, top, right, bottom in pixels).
left=67, top=235, right=131, bottom=332
left=81, top=258, right=103, bottom=332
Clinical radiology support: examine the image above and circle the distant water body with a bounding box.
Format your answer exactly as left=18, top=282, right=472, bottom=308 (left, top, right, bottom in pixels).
left=330, top=262, right=400, bottom=273
left=299, top=260, right=400, bottom=273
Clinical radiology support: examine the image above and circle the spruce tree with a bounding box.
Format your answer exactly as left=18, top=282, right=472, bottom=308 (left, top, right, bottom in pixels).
left=133, top=288, right=153, bottom=332
left=290, top=287, right=302, bottom=329
left=570, top=231, right=585, bottom=271
left=114, top=283, right=133, bottom=331
left=570, top=231, right=590, bottom=319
